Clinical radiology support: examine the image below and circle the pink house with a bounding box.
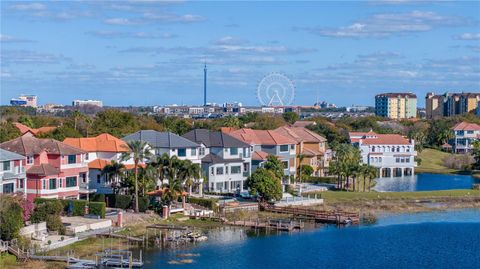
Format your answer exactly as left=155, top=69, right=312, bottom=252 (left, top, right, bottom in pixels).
left=0, top=134, right=88, bottom=201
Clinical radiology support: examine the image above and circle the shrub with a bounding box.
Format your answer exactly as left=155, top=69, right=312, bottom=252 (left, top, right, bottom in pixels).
left=0, top=196, right=24, bottom=241
left=115, top=195, right=132, bottom=209
left=105, top=194, right=116, bottom=208
left=88, top=202, right=106, bottom=218
left=443, top=154, right=475, bottom=170
left=46, top=214, right=65, bottom=235
left=138, top=196, right=150, bottom=212
left=187, top=197, right=218, bottom=210
left=90, top=194, right=105, bottom=203
left=71, top=200, right=88, bottom=216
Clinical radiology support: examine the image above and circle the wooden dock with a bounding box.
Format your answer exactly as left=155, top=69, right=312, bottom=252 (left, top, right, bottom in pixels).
left=226, top=218, right=304, bottom=231
left=96, top=232, right=144, bottom=242
left=264, top=205, right=360, bottom=225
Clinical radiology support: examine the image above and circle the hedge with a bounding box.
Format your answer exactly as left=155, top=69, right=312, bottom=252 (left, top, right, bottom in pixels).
left=71, top=200, right=88, bottom=216
left=187, top=197, right=218, bottom=210
left=303, top=176, right=337, bottom=184
left=89, top=202, right=106, bottom=218
left=138, top=196, right=150, bottom=212
left=90, top=193, right=105, bottom=203
left=115, top=195, right=132, bottom=209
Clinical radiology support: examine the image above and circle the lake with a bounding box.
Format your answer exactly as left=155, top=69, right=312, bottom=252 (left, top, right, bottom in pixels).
left=140, top=209, right=480, bottom=269
left=373, top=173, right=479, bottom=192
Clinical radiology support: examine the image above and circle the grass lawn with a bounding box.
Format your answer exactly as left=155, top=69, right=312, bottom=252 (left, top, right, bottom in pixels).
left=416, top=148, right=458, bottom=174
left=318, top=189, right=480, bottom=203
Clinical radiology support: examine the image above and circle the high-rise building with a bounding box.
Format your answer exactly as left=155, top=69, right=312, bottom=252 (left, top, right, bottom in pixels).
left=425, top=92, right=480, bottom=119
left=10, top=94, right=37, bottom=107
left=72, top=99, right=103, bottom=107
left=375, top=93, right=417, bottom=119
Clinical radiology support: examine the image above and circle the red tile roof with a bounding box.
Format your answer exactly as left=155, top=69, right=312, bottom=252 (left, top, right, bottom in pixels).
left=26, top=164, right=60, bottom=176
left=252, top=151, right=269, bottom=161
left=64, top=133, right=129, bottom=153
left=360, top=134, right=411, bottom=145
left=228, top=128, right=296, bottom=145
left=0, top=135, right=85, bottom=156
left=275, top=126, right=326, bottom=143
left=452, top=122, right=480, bottom=131
left=13, top=122, right=56, bottom=136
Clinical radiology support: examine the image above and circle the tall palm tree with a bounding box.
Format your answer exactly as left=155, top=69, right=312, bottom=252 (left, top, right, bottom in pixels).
left=179, top=160, right=201, bottom=195
left=121, top=140, right=152, bottom=213
left=101, top=161, right=125, bottom=194
left=367, top=165, right=379, bottom=192
left=298, top=153, right=305, bottom=183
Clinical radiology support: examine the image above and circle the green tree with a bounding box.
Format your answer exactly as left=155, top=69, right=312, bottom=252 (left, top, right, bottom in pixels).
left=0, top=196, right=24, bottom=241
left=121, top=140, right=152, bottom=213
left=221, top=115, right=242, bottom=128
left=101, top=161, right=126, bottom=194
left=263, top=155, right=285, bottom=180
left=298, top=164, right=314, bottom=181
left=472, top=141, right=480, bottom=169
left=246, top=168, right=282, bottom=202
left=18, top=115, right=35, bottom=128
left=93, top=109, right=139, bottom=137
left=0, top=122, right=21, bottom=143
left=38, top=125, right=82, bottom=141
left=282, top=112, right=299, bottom=124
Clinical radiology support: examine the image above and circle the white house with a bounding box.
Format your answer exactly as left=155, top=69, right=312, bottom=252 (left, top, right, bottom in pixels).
left=451, top=122, right=480, bottom=154
left=183, top=129, right=252, bottom=193
left=0, top=148, right=26, bottom=195
left=350, top=131, right=417, bottom=177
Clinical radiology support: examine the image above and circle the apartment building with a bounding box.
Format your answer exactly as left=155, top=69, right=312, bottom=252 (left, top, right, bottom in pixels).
left=0, top=135, right=89, bottom=201
left=451, top=122, right=480, bottom=153
left=183, top=129, right=252, bottom=193
left=375, top=93, right=417, bottom=119
left=350, top=131, right=417, bottom=177
left=426, top=92, right=480, bottom=119
left=0, top=149, right=26, bottom=195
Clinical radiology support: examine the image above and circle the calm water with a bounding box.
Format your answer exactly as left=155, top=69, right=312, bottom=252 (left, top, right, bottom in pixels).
left=373, top=173, right=479, bottom=192
left=140, top=209, right=480, bottom=269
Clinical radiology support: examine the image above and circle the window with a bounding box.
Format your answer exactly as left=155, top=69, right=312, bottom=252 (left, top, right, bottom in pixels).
left=225, top=166, right=229, bottom=174
left=210, top=167, right=214, bottom=176
left=467, top=130, right=474, bottom=134
left=231, top=166, right=241, bottom=174
left=199, top=147, right=205, bottom=156
left=68, top=155, right=76, bottom=164
left=42, top=180, right=46, bottom=189
left=216, top=167, right=224, bottom=175
left=3, top=183, right=14, bottom=194
left=290, top=145, right=295, bottom=150
left=49, top=178, right=57, bottom=189
left=191, top=148, right=197, bottom=156
left=282, top=161, right=288, bottom=169
left=19, top=179, right=24, bottom=189
left=177, top=148, right=186, bottom=157
left=85, top=154, right=89, bottom=161
left=59, top=178, right=62, bottom=188
left=406, top=158, right=410, bottom=163
left=2, top=161, right=10, bottom=171
left=97, top=175, right=101, bottom=184
left=396, top=157, right=400, bottom=163
left=230, top=147, right=238, bottom=155
left=80, top=173, right=87, bottom=183
left=27, top=156, right=34, bottom=164
left=66, top=176, right=77, bottom=187
left=279, top=145, right=289, bottom=152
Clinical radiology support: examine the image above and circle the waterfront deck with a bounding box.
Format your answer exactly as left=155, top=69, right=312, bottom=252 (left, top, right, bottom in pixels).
left=263, top=205, right=360, bottom=225
left=226, top=218, right=304, bottom=231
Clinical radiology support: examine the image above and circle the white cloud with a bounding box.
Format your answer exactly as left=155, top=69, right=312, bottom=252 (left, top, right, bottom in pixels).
left=9, top=3, right=46, bottom=11
left=213, top=36, right=249, bottom=45
left=453, top=33, right=480, bottom=40
left=0, top=34, right=33, bottom=43
left=142, top=12, right=205, bottom=23
left=87, top=31, right=177, bottom=39
left=104, top=18, right=138, bottom=25
left=301, top=11, right=468, bottom=38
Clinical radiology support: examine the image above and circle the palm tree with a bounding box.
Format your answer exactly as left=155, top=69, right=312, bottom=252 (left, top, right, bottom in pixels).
left=297, top=154, right=305, bottom=183
left=179, top=160, right=201, bottom=195
left=366, top=165, right=378, bottom=192
left=101, top=161, right=125, bottom=194
left=71, top=110, right=83, bottom=131
left=121, top=140, right=152, bottom=213
left=360, top=164, right=368, bottom=192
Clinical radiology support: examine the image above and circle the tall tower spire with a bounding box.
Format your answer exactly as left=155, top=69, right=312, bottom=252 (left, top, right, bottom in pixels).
left=203, top=62, right=207, bottom=106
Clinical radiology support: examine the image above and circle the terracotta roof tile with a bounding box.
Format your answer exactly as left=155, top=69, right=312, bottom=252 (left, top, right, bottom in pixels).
left=360, top=134, right=411, bottom=145
left=64, top=133, right=129, bottom=153
left=275, top=126, right=326, bottom=143
left=13, top=122, right=56, bottom=135
left=452, top=122, right=480, bottom=131
left=27, top=164, right=60, bottom=176
left=228, top=128, right=296, bottom=145
left=1, top=135, right=85, bottom=156
left=252, top=151, right=269, bottom=161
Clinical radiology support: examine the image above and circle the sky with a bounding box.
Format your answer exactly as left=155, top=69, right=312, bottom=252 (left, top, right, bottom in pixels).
left=1, top=0, right=479, bottom=107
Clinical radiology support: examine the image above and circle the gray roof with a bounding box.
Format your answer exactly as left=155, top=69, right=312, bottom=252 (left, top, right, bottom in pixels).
left=0, top=148, right=25, bottom=161
left=123, top=130, right=199, bottom=149
left=201, top=153, right=244, bottom=164
left=183, top=129, right=250, bottom=148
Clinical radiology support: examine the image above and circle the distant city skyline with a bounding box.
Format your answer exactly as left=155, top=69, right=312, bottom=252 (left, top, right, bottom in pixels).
left=1, top=1, right=479, bottom=107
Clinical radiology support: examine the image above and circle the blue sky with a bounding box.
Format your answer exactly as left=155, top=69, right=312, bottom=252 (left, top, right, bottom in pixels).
left=1, top=0, right=479, bottom=107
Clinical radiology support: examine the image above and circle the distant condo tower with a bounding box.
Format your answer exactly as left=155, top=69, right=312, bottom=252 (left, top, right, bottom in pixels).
left=203, top=63, right=207, bottom=106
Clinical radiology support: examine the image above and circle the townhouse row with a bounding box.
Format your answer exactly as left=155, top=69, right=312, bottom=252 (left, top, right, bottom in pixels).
left=0, top=125, right=331, bottom=200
